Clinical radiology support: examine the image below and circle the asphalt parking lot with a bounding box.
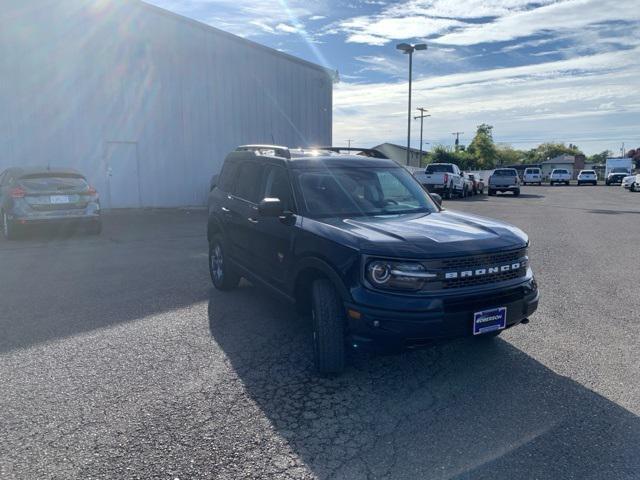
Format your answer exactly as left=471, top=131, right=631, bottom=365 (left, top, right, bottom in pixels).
left=1, top=185, right=639, bottom=480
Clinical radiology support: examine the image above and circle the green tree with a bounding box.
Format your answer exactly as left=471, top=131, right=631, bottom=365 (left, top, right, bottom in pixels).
left=467, top=124, right=498, bottom=168
left=527, top=142, right=583, bottom=163
left=588, top=150, right=611, bottom=164
left=495, top=145, right=524, bottom=166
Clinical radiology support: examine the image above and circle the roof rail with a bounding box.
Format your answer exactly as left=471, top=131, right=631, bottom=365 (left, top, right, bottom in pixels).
left=236, top=144, right=291, bottom=159
left=319, top=147, right=389, bottom=159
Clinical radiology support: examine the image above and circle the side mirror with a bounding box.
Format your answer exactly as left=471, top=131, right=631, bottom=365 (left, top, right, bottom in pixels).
left=209, top=174, right=219, bottom=191
left=430, top=193, right=442, bottom=207
left=258, top=197, right=284, bottom=217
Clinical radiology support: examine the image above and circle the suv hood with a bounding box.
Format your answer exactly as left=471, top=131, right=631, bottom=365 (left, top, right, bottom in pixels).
left=309, top=210, right=528, bottom=258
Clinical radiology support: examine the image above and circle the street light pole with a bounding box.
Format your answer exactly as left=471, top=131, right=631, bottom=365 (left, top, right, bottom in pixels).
left=397, top=42, right=427, bottom=166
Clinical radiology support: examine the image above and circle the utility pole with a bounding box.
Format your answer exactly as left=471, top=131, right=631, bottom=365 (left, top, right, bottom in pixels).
left=414, top=107, right=430, bottom=164
left=346, top=139, right=353, bottom=148
left=451, top=131, right=464, bottom=151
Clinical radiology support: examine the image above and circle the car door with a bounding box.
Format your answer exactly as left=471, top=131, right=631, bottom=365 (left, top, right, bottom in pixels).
left=250, top=163, right=297, bottom=291
left=226, top=161, right=264, bottom=270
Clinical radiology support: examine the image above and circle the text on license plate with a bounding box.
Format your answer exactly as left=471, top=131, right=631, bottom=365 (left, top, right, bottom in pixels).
left=473, top=307, right=507, bottom=335
left=50, top=195, right=71, bottom=204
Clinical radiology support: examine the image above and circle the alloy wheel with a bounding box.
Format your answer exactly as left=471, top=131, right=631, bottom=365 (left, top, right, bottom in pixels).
left=211, top=243, right=224, bottom=282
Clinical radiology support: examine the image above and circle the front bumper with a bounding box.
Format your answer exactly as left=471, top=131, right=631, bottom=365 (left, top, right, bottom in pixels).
left=345, top=278, right=538, bottom=350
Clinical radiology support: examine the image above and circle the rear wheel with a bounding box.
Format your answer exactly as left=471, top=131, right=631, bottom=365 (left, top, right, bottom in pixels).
left=209, top=234, right=240, bottom=290
left=311, top=279, right=346, bottom=375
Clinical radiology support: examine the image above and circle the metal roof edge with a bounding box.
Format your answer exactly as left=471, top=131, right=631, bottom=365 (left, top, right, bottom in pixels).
left=134, top=0, right=335, bottom=77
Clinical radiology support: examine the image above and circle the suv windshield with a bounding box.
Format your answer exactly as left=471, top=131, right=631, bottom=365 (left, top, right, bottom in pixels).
left=425, top=164, right=454, bottom=174
left=611, top=168, right=628, bottom=173
left=294, top=166, right=437, bottom=217
left=553, top=169, right=568, bottom=174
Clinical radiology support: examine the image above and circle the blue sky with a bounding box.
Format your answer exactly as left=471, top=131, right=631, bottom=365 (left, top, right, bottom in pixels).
left=148, top=0, right=639, bottom=155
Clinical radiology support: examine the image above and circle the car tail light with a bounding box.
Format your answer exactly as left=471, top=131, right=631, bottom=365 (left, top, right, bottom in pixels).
left=443, top=173, right=449, bottom=184
left=10, top=187, right=26, bottom=198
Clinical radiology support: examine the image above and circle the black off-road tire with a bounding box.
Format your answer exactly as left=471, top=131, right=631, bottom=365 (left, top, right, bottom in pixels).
left=209, top=234, right=240, bottom=290
left=311, top=279, right=346, bottom=375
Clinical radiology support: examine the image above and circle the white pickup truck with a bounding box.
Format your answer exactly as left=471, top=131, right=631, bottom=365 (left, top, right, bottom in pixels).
left=415, top=163, right=465, bottom=199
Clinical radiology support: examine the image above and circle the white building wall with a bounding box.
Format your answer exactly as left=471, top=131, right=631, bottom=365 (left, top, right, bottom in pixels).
left=0, top=0, right=333, bottom=207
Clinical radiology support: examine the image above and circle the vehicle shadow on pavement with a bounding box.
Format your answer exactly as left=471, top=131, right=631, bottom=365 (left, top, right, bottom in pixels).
left=208, top=287, right=640, bottom=480
left=0, top=210, right=209, bottom=353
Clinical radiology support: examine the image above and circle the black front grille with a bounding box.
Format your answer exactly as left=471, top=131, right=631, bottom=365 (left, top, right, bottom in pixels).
left=440, top=248, right=526, bottom=269
left=419, top=248, right=528, bottom=291
left=442, top=267, right=525, bottom=289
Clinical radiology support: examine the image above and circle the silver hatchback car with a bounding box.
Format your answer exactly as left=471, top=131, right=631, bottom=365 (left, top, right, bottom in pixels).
left=0, top=167, right=101, bottom=239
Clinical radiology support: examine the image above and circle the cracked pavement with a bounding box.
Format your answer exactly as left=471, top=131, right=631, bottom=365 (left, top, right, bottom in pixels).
left=1, top=186, right=639, bottom=479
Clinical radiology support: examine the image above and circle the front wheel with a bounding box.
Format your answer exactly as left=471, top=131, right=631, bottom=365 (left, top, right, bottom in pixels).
left=209, top=235, right=240, bottom=290
left=311, top=279, right=346, bottom=375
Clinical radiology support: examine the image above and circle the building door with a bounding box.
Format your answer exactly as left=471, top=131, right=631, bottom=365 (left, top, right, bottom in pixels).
left=105, top=142, right=141, bottom=208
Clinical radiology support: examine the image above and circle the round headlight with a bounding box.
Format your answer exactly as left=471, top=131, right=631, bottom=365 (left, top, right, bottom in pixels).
left=368, top=261, right=391, bottom=285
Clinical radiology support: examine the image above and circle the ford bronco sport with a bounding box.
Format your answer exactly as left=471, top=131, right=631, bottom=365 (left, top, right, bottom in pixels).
left=207, top=145, right=538, bottom=374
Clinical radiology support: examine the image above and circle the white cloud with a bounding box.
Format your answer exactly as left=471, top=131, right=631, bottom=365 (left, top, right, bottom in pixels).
left=147, top=0, right=327, bottom=37
left=275, top=23, right=299, bottom=34
left=334, top=48, right=640, bottom=153
left=331, top=0, right=553, bottom=45
left=434, top=0, right=640, bottom=45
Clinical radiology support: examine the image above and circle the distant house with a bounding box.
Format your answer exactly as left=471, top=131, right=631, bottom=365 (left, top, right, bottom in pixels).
left=540, top=154, right=588, bottom=180
left=372, top=143, right=425, bottom=167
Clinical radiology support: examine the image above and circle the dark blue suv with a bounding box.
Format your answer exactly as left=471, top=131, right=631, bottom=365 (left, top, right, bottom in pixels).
left=207, top=145, right=538, bottom=374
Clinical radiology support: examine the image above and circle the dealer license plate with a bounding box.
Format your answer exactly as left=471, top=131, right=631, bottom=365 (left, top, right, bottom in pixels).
left=473, top=307, right=507, bottom=335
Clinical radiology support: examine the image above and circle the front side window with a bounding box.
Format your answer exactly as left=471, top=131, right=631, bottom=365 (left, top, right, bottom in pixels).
left=294, top=166, right=437, bottom=217
left=234, top=162, right=264, bottom=203
left=261, top=165, right=294, bottom=211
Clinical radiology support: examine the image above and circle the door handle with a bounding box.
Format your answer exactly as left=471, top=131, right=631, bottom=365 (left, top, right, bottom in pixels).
left=247, top=217, right=258, bottom=224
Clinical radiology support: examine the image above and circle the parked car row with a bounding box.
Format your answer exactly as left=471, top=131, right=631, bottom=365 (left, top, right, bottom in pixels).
left=412, top=163, right=485, bottom=199
left=0, top=167, right=102, bottom=239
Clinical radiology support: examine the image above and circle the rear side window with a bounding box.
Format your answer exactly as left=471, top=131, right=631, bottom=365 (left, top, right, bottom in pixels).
left=234, top=162, right=264, bottom=203
left=218, top=161, right=239, bottom=193
left=425, top=164, right=454, bottom=174
left=19, top=174, right=88, bottom=192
